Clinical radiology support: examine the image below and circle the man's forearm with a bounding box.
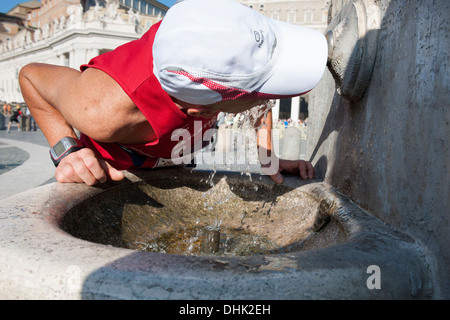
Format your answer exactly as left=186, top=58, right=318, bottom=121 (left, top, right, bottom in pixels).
left=255, top=109, right=279, bottom=175
left=255, top=108, right=272, bottom=153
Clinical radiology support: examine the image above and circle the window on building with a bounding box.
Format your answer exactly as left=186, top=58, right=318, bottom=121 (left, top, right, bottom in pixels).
left=99, top=49, right=112, bottom=55
left=322, top=10, right=328, bottom=22
left=288, top=10, right=297, bottom=23
left=304, top=10, right=313, bottom=23
left=279, top=99, right=292, bottom=120
left=63, top=53, right=69, bottom=67
left=300, top=97, right=308, bottom=119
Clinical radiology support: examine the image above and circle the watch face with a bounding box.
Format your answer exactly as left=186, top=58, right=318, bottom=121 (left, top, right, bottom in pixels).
left=52, top=140, right=67, bottom=157
left=50, top=137, right=83, bottom=166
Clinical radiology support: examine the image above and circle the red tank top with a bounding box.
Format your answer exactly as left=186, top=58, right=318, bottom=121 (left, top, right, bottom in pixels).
left=79, top=22, right=216, bottom=170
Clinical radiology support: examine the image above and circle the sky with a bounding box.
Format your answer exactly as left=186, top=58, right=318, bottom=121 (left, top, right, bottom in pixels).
left=0, top=0, right=178, bottom=14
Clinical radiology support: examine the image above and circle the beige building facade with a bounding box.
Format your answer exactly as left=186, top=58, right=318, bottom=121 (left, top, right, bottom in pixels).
left=241, top=0, right=330, bottom=32
left=0, top=0, right=168, bottom=104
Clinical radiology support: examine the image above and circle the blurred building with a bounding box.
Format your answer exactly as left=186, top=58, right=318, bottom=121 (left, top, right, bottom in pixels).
left=241, top=0, right=329, bottom=32
left=0, top=0, right=168, bottom=103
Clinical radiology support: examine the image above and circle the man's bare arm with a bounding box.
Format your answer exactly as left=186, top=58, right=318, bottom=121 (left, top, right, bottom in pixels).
left=19, top=63, right=126, bottom=185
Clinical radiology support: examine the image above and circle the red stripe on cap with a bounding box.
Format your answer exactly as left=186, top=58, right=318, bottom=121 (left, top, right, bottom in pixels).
left=168, top=70, right=310, bottom=101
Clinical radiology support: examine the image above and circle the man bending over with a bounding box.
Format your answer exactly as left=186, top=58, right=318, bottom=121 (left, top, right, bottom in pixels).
left=19, top=0, right=327, bottom=186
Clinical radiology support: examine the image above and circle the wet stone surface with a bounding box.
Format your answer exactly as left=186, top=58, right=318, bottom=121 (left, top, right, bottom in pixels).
left=60, top=172, right=348, bottom=257
left=139, top=225, right=281, bottom=256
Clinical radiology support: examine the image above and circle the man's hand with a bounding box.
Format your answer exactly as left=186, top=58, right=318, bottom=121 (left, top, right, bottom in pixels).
left=266, top=159, right=315, bottom=184
left=253, top=108, right=315, bottom=184
left=55, top=148, right=124, bottom=185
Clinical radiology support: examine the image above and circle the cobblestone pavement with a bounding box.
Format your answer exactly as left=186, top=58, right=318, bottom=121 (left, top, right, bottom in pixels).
left=0, top=127, right=49, bottom=147
left=0, top=127, right=56, bottom=200
left=0, top=145, right=29, bottom=175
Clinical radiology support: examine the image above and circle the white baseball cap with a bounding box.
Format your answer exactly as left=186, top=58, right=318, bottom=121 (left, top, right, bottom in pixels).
left=153, top=0, right=328, bottom=105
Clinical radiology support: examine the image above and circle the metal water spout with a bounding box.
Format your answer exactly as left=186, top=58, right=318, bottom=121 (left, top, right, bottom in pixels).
left=325, top=0, right=381, bottom=103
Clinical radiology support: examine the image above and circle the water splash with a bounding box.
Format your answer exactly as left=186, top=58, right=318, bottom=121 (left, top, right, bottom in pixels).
left=147, top=101, right=278, bottom=256
left=139, top=224, right=281, bottom=256
left=236, top=100, right=274, bottom=130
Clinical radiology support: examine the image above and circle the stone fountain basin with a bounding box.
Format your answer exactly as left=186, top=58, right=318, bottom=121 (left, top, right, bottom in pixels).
left=0, top=168, right=432, bottom=299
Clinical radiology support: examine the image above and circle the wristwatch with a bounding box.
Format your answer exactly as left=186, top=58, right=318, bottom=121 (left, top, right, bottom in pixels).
left=49, top=137, right=84, bottom=167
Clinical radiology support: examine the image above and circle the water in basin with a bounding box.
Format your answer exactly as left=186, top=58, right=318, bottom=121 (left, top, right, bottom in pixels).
left=60, top=171, right=348, bottom=256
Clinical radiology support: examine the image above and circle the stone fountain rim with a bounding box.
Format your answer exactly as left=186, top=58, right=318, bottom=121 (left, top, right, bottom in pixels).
left=0, top=167, right=433, bottom=299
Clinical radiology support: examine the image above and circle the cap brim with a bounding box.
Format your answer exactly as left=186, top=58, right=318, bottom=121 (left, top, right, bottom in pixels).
left=258, top=20, right=328, bottom=96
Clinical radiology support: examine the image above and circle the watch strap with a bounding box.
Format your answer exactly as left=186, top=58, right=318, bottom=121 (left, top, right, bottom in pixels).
left=50, top=137, right=84, bottom=167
